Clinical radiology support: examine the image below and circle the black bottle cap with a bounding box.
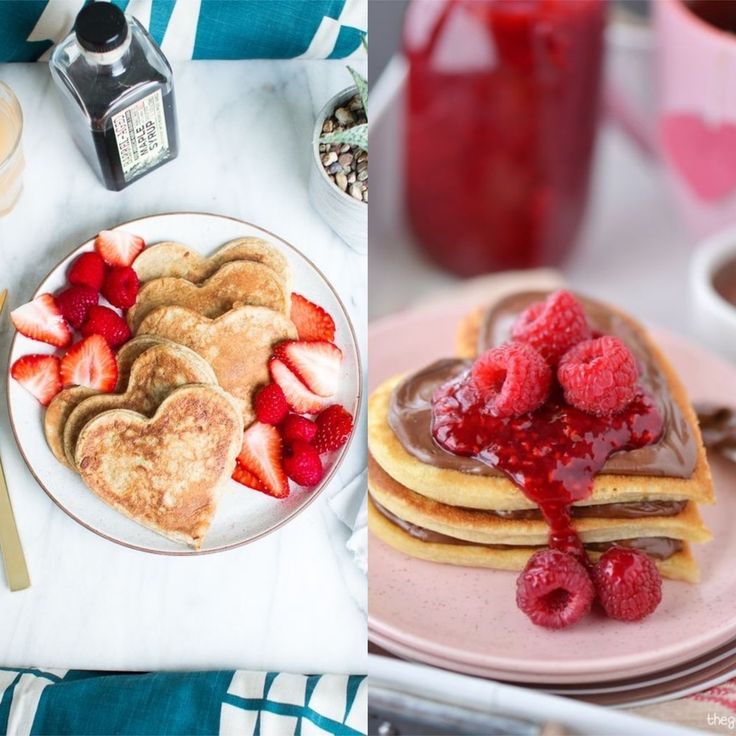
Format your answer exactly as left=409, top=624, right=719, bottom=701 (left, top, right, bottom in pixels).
left=75, top=2, right=129, bottom=53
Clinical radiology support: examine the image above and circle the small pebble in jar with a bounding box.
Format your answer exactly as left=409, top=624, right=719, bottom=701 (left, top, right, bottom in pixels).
left=318, top=93, right=367, bottom=201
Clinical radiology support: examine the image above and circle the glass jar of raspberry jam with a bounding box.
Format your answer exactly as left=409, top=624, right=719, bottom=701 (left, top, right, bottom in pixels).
left=403, top=0, right=605, bottom=276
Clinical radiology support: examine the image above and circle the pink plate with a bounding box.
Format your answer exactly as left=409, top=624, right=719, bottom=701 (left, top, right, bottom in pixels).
left=368, top=301, right=736, bottom=683
left=369, top=626, right=736, bottom=707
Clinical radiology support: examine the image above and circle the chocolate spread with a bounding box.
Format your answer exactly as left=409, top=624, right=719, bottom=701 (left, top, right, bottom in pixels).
left=388, top=292, right=697, bottom=479
left=696, top=402, right=736, bottom=454
left=371, top=496, right=683, bottom=560
left=368, top=453, right=687, bottom=519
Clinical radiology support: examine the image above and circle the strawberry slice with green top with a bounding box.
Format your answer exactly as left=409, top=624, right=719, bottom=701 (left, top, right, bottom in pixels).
left=273, top=340, right=342, bottom=397
left=60, top=335, right=118, bottom=392
left=94, top=230, right=145, bottom=267
left=11, top=354, right=62, bottom=406
left=290, top=293, right=335, bottom=342
left=11, top=293, right=72, bottom=347
left=237, top=422, right=289, bottom=498
left=269, top=358, right=326, bottom=414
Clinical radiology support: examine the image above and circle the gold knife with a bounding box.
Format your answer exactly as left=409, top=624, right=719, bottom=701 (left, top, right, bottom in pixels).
left=0, top=289, right=30, bottom=591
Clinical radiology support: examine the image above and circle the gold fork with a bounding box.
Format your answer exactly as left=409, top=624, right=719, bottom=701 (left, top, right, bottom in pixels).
left=0, top=289, right=30, bottom=591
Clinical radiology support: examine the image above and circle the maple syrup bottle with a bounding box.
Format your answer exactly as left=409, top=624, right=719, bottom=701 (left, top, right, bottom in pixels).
left=50, top=2, right=179, bottom=191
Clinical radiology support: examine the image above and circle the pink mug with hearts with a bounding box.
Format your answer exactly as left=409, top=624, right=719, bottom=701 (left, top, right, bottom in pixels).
left=654, top=0, right=736, bottom=238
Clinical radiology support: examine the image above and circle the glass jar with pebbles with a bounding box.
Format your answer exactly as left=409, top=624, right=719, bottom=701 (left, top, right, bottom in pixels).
left=309, top=65, right=367, bottom=253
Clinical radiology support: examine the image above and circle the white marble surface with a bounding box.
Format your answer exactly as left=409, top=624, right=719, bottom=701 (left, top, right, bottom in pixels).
left=0, top=59, right=367, bottom=672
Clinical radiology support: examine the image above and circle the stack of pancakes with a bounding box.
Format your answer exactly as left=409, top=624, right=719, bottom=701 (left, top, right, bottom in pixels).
left=45, top=237, right=297, bottom=548
left=368, top=292, right=715, bottom=582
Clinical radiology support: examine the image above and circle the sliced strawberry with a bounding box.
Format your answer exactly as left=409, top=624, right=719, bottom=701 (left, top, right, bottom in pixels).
left=290, top=293, right=335, bottom=342
left=237, top=422, right=289, bottom=498
left=273, top=340, right=342, bottom=397
left=94, top=230, right=145, bottom=267
left=60, top=335, right=118, bottom=392
left=11, top=355, right=62, bottom=406
left=269, top=358, right=326, bottom=414
left=11, top=294, right=72, bottom=348
left=232, top=460, right=266, bottom=492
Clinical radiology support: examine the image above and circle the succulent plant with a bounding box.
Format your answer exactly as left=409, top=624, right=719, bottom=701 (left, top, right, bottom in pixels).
left=319, top=65, right=368, bottom=152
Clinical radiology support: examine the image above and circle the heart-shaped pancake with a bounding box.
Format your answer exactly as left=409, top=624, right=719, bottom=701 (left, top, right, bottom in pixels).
left=75, top=384, right=243, bottom=549
left=62, top=341, right=218, bottom=468
left=137, top=304, right=297, bottom=424
left=44, top=336, right=213, bottom=467
left=45, top=335, right=173, bottom=466
left=127, top=260, right=289, bottom=332
left=45, top=386, right=98, bottom=465
left=132, top=237, right=291, bottom=291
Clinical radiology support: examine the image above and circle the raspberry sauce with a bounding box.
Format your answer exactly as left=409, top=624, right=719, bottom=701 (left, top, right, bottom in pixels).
left=431, top=373, right=664, bottom=557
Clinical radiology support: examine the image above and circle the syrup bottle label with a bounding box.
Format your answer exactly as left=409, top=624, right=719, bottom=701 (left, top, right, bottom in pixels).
left=111, top=89, right=170, bottom=182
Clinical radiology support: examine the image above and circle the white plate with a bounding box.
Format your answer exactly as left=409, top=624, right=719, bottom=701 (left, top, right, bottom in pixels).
left=7, top=212, right=361, bottom=555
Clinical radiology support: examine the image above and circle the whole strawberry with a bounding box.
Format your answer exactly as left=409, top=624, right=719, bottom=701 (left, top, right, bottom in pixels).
left=55, top=285, right=99, bottom=329
left=314, top=405, right=353, bottom=454
left=283, top=440, right=324, bottom=486
left=81, top=305, right=131, bottom=348
left=254, top=383, right=289, bottom=425
left=281, top=413, right=318, bottom=444
left=68, top=251, right=106, bottom=291
left=591, top=547, right=662, bottom=622
left=102, top=266, right=139, bottom=309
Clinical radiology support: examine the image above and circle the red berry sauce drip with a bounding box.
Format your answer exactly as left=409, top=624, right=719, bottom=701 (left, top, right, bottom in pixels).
left=431, top=375, right=664, bottom=559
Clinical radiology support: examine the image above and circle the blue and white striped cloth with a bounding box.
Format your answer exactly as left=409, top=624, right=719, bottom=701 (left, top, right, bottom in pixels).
left=0, top=668, right=366, bottom=735
left=0, top=0, right=367, bottom=62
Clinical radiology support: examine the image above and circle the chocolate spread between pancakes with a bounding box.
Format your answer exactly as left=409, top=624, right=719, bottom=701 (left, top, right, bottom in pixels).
left=371, top=496, right=683, bottom=560
left=388, top=292, right=696, bottom=479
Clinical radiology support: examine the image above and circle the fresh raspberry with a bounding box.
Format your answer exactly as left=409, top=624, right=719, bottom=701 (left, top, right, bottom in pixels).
left=558, top=336, right=639, bottom=416
left=283, top=440, right=324, bottom=486
left=55, top=285, right=98, bottom=329
left=281, top=413, right=318, bottom=444
left=102, top=266, right=139, bottom=309
left=592, top=547, right=662, bottom=621
left=511, top=290, right=591, bottom=364
left=516, top=549, right=595, bottom=629
left=67, top=251, right=107, bottom=291
left=470, top=342, right=551, bottom=417
left=80, top=305, right=131, bottom=348
left=254, top=383, right=289, bottom=425
left=314, top=405, right=354, bottom=453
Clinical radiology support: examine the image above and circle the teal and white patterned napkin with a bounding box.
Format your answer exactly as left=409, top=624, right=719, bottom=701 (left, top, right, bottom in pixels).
left=0, top=0, right=367, bottom=63
left=0, top=668, right=366, bottom=735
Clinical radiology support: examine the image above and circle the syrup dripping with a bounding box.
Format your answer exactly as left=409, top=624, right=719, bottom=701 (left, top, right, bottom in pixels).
left=431, top=375, right=664, bottom=559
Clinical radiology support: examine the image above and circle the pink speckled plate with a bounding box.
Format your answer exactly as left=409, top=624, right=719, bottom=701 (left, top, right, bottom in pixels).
left=369, top=626, right=736, bottom=707
left=368, top=301, right=736, bottom=684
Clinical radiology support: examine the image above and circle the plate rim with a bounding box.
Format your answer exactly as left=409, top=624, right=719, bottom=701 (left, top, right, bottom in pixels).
left=6, top=210, right=363, bottom=556
left=367, top=304, right=736, bottom=679
left=368, top=626, right=736, bottom=709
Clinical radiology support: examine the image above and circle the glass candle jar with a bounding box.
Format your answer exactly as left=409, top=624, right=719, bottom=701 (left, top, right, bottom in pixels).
left=403, top=0, right=605, bottom=276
